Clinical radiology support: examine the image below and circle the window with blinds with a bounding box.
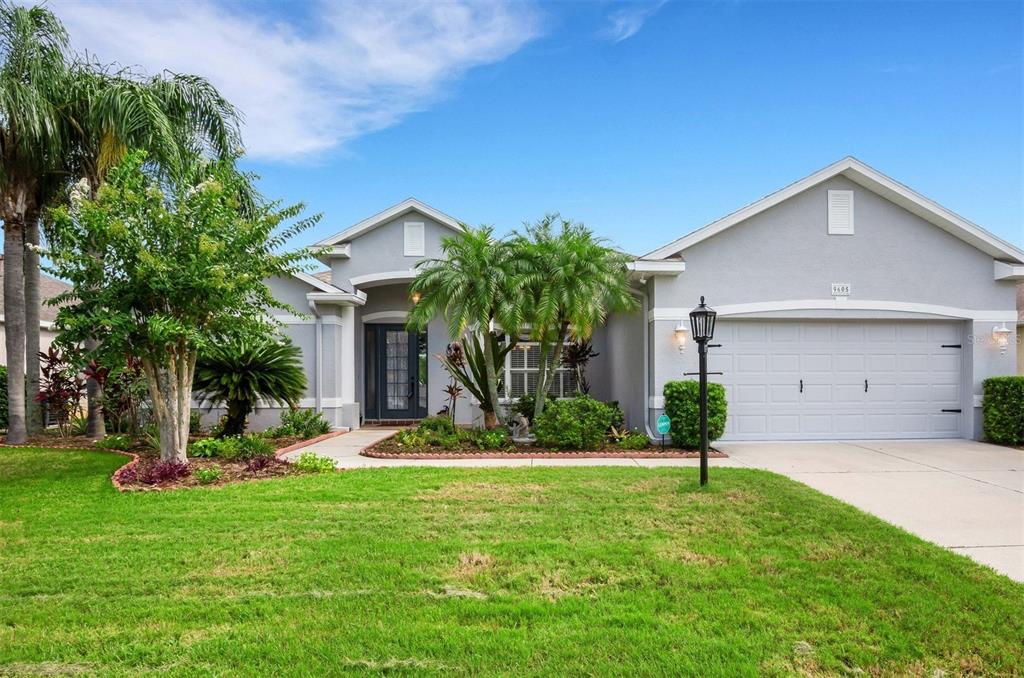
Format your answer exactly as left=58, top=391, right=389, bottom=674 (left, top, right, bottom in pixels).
left=503, top=342, right=579, bottom=399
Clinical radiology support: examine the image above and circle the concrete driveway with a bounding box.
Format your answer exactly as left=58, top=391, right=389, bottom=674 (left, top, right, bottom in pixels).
left=717, top=440, right=1024, bottom=582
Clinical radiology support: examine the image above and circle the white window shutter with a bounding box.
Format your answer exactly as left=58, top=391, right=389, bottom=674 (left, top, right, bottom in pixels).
left=827, top=190, right=854, bottom=235
left=404, top=222, right=425, bottom=256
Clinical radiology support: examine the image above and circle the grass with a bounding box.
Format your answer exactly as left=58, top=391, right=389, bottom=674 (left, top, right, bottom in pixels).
left=1, top=448, right=1022, bottom=677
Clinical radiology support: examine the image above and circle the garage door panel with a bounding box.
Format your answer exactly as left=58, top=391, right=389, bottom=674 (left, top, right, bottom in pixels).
left=715, top=320, right=963, bottom=440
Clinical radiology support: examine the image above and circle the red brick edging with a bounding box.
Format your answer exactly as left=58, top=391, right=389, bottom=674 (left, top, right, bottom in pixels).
left=273, top=428, right=350, bottom=459
left=361, top=448, right=728, bottom=460
left=110, top=450, right=142, bottom=492
left=106, top=429, right=351, bottom=491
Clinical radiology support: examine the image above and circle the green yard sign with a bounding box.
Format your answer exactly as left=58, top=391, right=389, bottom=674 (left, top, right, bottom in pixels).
left=656, top=414, right=671, bottom=435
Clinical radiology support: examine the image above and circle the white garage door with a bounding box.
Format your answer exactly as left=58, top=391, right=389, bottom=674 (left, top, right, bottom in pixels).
left=711, top=320, right=964, bottom=440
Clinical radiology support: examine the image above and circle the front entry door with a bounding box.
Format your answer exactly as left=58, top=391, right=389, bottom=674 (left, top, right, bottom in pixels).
left=368, top=324, right=427, bottom=420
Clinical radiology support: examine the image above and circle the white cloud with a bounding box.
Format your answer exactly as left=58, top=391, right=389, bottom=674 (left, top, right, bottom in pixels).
left=47, top=0, right=541, bottom=161
left=600, top=1, right=666, bottom=43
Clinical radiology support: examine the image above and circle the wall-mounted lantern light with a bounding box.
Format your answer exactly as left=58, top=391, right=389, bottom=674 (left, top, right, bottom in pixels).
left=674, top=321, right=688, bottom=353
left=410, top=292, right=421, bottom=304
left=992, top=323, right=1012, bottom=354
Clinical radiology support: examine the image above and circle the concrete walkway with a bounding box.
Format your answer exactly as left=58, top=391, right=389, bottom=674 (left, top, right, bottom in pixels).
left=288, top=431, right=1023, bottom=581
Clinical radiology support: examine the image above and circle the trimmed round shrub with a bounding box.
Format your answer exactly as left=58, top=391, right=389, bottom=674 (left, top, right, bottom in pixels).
left=982, top=376, right=1024, bottom=446
left=533, top=396, right=615, bottom=450
left=663, top=380, right=727, bottom=449
left=419, top=415, right=456, bottom=436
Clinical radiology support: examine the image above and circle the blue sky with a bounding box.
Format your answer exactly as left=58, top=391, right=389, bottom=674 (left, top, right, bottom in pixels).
left=53, top=0, right=1024, bottom=255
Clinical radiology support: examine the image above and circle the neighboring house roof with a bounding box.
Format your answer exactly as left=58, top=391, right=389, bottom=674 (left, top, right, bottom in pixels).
left=0, top=256, right=71, bottom=325
left=312, top=270, right=332, bottom=285
left=314, top=198, right=465, bottom=247
left=643, top=156, right=1024, bottom=264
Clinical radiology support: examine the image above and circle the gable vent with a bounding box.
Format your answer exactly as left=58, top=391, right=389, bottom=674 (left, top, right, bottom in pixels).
left=404, top=221, right=425, bottom=256
left=828, top=190, right=854, bottom=235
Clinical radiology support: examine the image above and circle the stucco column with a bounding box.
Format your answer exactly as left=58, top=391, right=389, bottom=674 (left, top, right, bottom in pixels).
left=340, top=304, right=356, bottom=404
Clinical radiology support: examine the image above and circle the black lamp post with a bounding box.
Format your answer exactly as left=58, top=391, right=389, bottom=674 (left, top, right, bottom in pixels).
left=689, top=296, right=717, bottom=486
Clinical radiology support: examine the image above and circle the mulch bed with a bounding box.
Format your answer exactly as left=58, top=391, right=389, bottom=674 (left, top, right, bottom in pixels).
left=363, top=438, right=728, bottom=460
left=0, top=430, right=350, bottom=492
left=113, top=455, right=298, bottom=492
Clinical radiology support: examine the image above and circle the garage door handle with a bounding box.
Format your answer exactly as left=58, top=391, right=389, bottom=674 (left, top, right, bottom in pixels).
left=941, top=409, right=962, bottom=413
left=799, top=379, right=803, bottom=393
left=864, top=379, right=868, bottom=393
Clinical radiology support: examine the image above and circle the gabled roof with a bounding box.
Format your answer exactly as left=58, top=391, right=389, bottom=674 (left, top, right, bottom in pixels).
left=643, top=157, right=1024, bottom=264
left=315, top=198, right=464, bottom=247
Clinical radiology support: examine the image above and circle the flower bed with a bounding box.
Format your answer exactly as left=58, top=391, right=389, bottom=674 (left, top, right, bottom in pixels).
left=113, top=454, right=297, bottom=491
left=363, top=415, right=728, bottom=460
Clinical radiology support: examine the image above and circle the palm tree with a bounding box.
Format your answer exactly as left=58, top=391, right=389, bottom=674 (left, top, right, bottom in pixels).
left=193, top=336, right=306, bottom=438
left=0, top=2, right=67, bottom=443
left=55, top=61, right=242, bottom=438
left=407, top=226, right=523, bottom=428
left=514, top=215, right=638, bottom=419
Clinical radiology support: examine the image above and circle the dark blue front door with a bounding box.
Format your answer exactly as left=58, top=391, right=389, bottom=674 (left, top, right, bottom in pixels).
left=366, top=324, right=427, bottom=420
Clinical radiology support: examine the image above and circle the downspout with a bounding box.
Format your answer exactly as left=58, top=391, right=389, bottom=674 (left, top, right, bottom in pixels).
left=640, top=282, right=658, bottom=441
left=308, top=299, right=323, bottom=414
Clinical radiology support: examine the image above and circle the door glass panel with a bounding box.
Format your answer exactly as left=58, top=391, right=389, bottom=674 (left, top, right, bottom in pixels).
left=417, top=331, right=427, bottom=412
left=385, top=330, right=409, bottom=410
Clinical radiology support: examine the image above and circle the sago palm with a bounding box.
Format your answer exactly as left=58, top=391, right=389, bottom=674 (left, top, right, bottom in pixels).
left=407, top=226, right=523, bottom=428
left=0, top=1, right=68, bottom=443
left=193, top=337, right=307, bottom=437
left=514, top=215, right=638, bottom=419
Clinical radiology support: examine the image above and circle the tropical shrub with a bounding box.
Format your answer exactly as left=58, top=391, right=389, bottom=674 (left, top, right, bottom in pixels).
left=982, top=376, right=1024, bottom=446
left=188, top=438, right=222, bottom=458
left=264, top=408, right=330, bottom=439
left=294, top=452, right=335, bottom=473
left=189, top=410, right=204, bottom=434
left=419, top=415, right=456, bottom=436
left=193, top=336, right=307, bottom=437
left=467, top=427, right=511, bottom=450
left=124, top=460, right=191, bottom=485
left=35, top=346, right=85, bottom=437
left=193, top=467, right=222, bottom=485
left=617, top=430, right=650, bottom=450
left=94, top=433, right=132, bottom=451
left=100, top=357, right=148, bottom=435
left=663, top=380, right=728, bottom=449
left=245, top=454, right=275, bottom=475
left=533, top=396, right=616, bottom=450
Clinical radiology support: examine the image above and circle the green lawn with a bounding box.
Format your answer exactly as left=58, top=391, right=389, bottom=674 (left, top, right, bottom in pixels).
left=1, top=448, right=1022, bottom=677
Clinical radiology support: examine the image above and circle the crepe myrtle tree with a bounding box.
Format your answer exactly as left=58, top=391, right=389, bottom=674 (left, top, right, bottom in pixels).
left=45, top=151, right=315, bottom=462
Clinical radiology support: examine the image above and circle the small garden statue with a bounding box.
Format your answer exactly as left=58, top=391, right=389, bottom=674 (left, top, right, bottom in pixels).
left=510, top=412, right=531, bottom=441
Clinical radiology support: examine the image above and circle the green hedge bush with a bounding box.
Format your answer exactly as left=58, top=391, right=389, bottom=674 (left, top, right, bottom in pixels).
left=982, top=376, right=1024, bottom=446
left=533, top=396, right=616, bottom=450
left=663, top=380, right=728, bottom=449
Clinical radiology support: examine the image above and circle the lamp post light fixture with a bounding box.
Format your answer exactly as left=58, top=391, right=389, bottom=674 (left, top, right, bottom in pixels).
left=689, top=296, right=717, bottom=487
left=992, top=323, right=1012, bottom=355
left=674, top=321, right=689, bottom=353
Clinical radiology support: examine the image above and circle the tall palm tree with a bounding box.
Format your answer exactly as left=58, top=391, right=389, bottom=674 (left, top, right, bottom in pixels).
left=514, top=215, right=638, bottom=419
left=193, top=336, right=306, bottom=437
left=0, top=2, right=67, bottom=443
left=55, top=62, right=242, bottom=438
left=407, top=226, right=523, bottom=428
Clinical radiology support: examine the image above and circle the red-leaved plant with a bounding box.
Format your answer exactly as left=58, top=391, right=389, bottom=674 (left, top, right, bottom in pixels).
left=35, top=346, right=86, bottom=437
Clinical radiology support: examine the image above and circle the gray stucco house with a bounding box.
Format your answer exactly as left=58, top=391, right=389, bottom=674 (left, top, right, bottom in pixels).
left=255, top=157, right=1022, bottom=441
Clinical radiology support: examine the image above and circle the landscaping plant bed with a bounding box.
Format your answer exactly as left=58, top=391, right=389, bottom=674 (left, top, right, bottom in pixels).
left=363, top=438, right=728, bottom=459
left=113, top=453, right=298, bottom=491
